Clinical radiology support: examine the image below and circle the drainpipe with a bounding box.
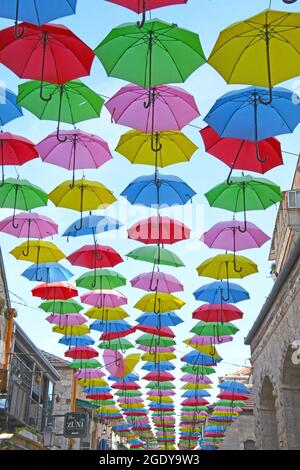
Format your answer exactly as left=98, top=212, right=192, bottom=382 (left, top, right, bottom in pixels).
left=4, top=308, right=17, bottom=370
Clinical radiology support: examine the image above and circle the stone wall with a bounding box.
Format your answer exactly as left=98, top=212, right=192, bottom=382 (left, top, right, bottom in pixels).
left=220, top=414, right=256, bottom=450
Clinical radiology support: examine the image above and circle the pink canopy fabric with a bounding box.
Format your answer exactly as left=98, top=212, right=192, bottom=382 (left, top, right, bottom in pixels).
left=36, top=129, right=112, bottom=170
left=81, top=289, right=127, bottom=308
left=131, top=271, right=183, bottom=293
left=106, top=84, right=199, bottom=133
left=45, top=313, right=87, bottom=326
left=0, top=212, right=58, bottom=238
left=180, top=374, right=212, bottom=384
left=137, top=345, right=176, bottom=353
left=75, top=369, right=105, bottom=379
left=187, top=335, right=233, bottom=346
left=147, top=390, right=176, bottom=396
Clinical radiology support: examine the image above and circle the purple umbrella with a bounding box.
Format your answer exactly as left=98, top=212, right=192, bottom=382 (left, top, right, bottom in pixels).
left=180, top=374, right=212, bottom=384
left=186, top=335, right=233, bottom=346
left=36, top=129, right=112, bottom=186
left=106, top=84, right=200, bottom=133
left=137, top=345, right=176, bottom=353
left=46, top=313, right=87, bottom=326
left=75, top=368, right=105, bottom=379
left=147, top=390, right=176, bottom=396
left=0, top=212, right=58, bottom=256
left=81, top=289, right=127, bottom=308
left=131, top=272, right=183, bottom=293
left=200, top=220, right=270, bottom=272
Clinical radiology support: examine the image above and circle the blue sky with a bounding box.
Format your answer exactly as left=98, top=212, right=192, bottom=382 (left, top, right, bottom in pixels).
left=1, top=0, right=300, bottom=413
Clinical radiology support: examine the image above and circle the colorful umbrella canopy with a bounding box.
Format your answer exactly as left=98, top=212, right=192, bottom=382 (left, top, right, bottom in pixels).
left=128, top=216, right=191, bottom=245
left=52, top=324, right=90, bottom=336
left=184, top=335, right=233, bottom=347
left=32, top=282, right=78, bottom=300
left=131, top=272, right=183, bottom=293
left=116, top=130, right=197, bottom=167
left=46, top=313, right=86, bottom=326
left=136, top=334, right=176, bottom=347
left=0, top=132, right=38, bottom=183
left=192, top=304, right=243, bottom=323
left=219, top=381, right=250, bottom=394
left=62, top=214, right=122, bottom=244
left=59, top=335, right=94, bottom=347
left=17, top=80, right=104, bottom=141
left=75, top=369, right=105, bottom=379
left=37, top=129, right=112, bottom=185
left=68, top=358, right=101, bottom=369
left=193, top=281, right=249, bottom=304
left=135, top=325, right=175, bottom=337
left=98, top=338, right=134, bottom=351
left=39, top=299, right=82, bottom=314
left=91, top=320, right=132, bottom=333
left=85, top=306, right=129, bottom=321
left=10, top=240, right=64, bottom=265
left=196, top=254, right=258, bottom=279
left=103, top=350, right=140, bottom=379
left=81, top=290, right=127, bottom=308
left=67, top=244, right=123, bottom=269
left=0, top=88, right=23, bottom=126
left=22, top=262, right=73, bottom=283
left=76, top=269, right=126, bottom=291
left=208, top=9, right=300, bottom=103
left=127, top=246, right=184, bottom=267
left=191, top=322, right=239, bottom=337
left=106, top=84, right=199, bottom=132
left=121, top=174, right=196, bottom=207
left=136, top=312, right=183, bottom=328
left=134, top=292, right=185, bottom=312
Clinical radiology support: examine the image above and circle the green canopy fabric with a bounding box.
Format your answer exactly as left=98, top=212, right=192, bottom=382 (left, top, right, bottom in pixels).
left=39, top=299, right=83, bottom=314
left=97, top=338, right=134, bottom=350
left=76, top=269, right=126, bottom=290
left=127, top=246, right=184, bottom=267
left=0, top=178, right=48, bottom=210
left=191, top=321, right=239, bottom=336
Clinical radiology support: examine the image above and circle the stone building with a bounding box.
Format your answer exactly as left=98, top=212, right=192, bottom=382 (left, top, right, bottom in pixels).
left=245, top=161, right=300, bottom=450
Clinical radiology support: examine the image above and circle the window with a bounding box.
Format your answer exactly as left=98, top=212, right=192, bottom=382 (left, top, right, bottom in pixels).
left=244, top=440, right=256, bottom=450
left=287, top=191, right=300, bottom=208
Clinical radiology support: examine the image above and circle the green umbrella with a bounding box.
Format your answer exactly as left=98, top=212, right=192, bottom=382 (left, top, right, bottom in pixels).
left=191, top=321, right=239, bottom=343
left=90, top=399, right=115, bottom=406
left=205, top=175, right=282, bottom=232
left=216, top=400, right=246, bottom=407
left=136, top=335, right=176, bottom=348
left=17, top=80, right=104, bottom=142
left=146, top=382, right=176, bottom=390
left=76, top=269, right=126, bottom=290
left=68, top=358, right=102, bottom=369
left=39, top=299, right=83, bottom=314
left=95, top=19, right=206, bottom=107
left=181, top=406, right=208, bottom=413
left=115, top=390, right=143, bottom=397
left=97, top=338, right=134, bottom=351
left=127, top=245, right=184, bottom=267
left=0, top=178, right=48, bottom=227
left=181, top=364, right=215, bottom=375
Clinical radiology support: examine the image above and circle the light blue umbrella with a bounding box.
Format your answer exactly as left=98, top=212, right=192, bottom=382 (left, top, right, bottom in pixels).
left=108, top=373, right=139, bottom=382
left=121, top=174, right=196, bottom=208
left=193, top=281, right=250, bottom=304
left=0, top=88, right=23, bottom=126
left=90, top=319, right=131, bottom=333
left=219, top=381, right=250, bottom=394
left=83, top=386, right=111, bottom=394
left=142, top=362, right=175, bottom=371
left=181, top=351, right=222, bottom=366
left=21, top=262, right=73, bottom=282
left=59, top=335, right=94, bottom=347
left=136, top=311, right=183, bottom=328
left=182, top=390, right=211, bottom=398
left=63, top=214, right=122, bottom=239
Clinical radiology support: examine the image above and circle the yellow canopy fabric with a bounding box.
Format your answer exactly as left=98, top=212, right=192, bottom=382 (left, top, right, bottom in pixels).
left=78, top=378, right=108, bottom=387
left=208, top=9, right=300, bottom=86
left=147, top=396, right=173, bottom=404
left=183, top=339, right=221, bottom=359
left=115, top=130, right=198, bottom=167
left=141, top=352, right=176, bottom=362
left=52, top=324, right=90, bottom=336
left=122, top=353, right=141, bottom=378
left=49, top=178, right=116, bottom=211
left=134, top=292, right=185, bottom=312
left=85, top=307, right=129, bottom=320
left=196, top=253, right=258, bottom=279
left=181, top=383, right=212, bottom=390
left=10, top=240, right=65, bottom=263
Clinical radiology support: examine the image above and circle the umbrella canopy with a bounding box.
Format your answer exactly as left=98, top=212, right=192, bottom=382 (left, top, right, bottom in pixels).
left=81, top=290, right=127, bottom=308
left=103, top=350, right=140, bottom=379
left=0, top=1, right=77, bottom=27
left=219, top=381, right=250, bottom=394
left=10, top=240, right=64, bottom=264
left=193, top=281, right=249, bottom=304
left=32, top=282, right=78, bottom=300
left=208, top=9, right=300, bottom=103
left=0, top=88, right=23, bottom=126
left=181, top=351, right=221, bottom=366
left=106, top=84, right=199, bottom=132
left=75, top=369, right=105, bottom=379
left=63, top=214, right=122, bottom=239
left=192, top=304, right=243, bottom=323
left=59, top=335, right=94, bottom=347
left=52, top=324, right=90, bottom=336
left=46, top=313, right=86, bottom=326
left=184, top=335, right=233, bottom=347
left=0, top=132, right=38, bottom=183
left=22, top=262, right=73, bottom=283
left=134, top=292, right=185, bottom=312
left=131, top=272, right=183, bottom=293
left=0, top=212, right=58, bottom=243
left=39, top=299, right=82, bottom=314
left=136, top=312, right=183, bottom=328
left=121, top=174, right=196, bottom=208
left=116, top=130, right=197, bottom=167
left=76, top=269, right=126, bottom=291
left=136, top=334, right=176, bottom=347
left=85, top=307, right=129, bottom=321
left=196, top=254, right=258, bottom=279
left=67, top=244, right=123, bottom=269
left=191, top=321, right=239, bottom=337
left=135, top=325, right=175, bottom=337
left=127, top=246, right=184, bottom=267
left=98, top=338, right=134, bottom=351
left=90, top=320, right=131, bottom=333
left=128, top=216, right=190, bottom=245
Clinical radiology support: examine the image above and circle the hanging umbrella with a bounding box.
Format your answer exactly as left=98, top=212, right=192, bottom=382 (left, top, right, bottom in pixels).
left=68, top=358, right=101, bottom=369
left=136, top=334, right=176, bottom=347
left=0, top=23, right=94, bottom=101
left=59, top=335, right=94, bottom=347
left=180, top=374, right=212, bottom=385
left=0, top=132, right=38, bottom=184
left=0, top=212, right=58, bottom=257
left=10, top=241, right=64, bottom=268
left=106, top=84, right=199, bottom=132
left=103, top=350, right=141, bottom=379
left=95, top=19, right=205, bottom=105
left=98, top=338, right=134, bottom=351
left=100, top=325, right=136, bottom=341
left=192, top=304, right=243, bottom=323
left=75, top=369, right=105, bottom=379
left=128, top=216, right=191, bottom=245
left=0, top=0, right=77, bottom=35
left=37, top=129, right=112, bottom=186
left=67, top=244, right=123, bottom=269
left=0, top=178, right=48, bottom=227
left=205, top=175, right=282, bottom=232
left=81, top=289, right=127, bottom=308
left=116, top=130, right=197, bottom=166
left=85, top=306, right=129, bottom=321
left=134, top=292, right=185, bottom=312
left=142, top=371, right=175, bottom=382
left=52, top=324, right=90, bottom=336
left=121, top=174, right=196, bottom=208
left=184, top=335, right=233, bottom=349
left=46, top=313, right=86, bottom=326
left=135, top=325, right=175, bottom=337
left=127, top=246, right=184, bottom=267
left=17, top=80, right=104, bottom=141
left=63, top=214, right=122, bottom=241
left=65, top=346, right=98, bottom=360
left=181, top=352, right=220, bottom=367
left=143, top=362, right=175, bottom=371
left=76, top=269, right=126, bottom=291
left=131, top=272, right=183, bottom=293
left=200, top=126, right=283, bottom=183
left=219, top=381, right=250, bottom=394
left=136, top=312, right=183, bottom=328
left=191, top=321, right=239, bottom=338
left=32, top=282, right=78, bottom=300
left=208, top=9, right=300, bottom=104
left=39, top=299, right=82, bottom=314
left=49, top=179, right=116, bottom=229
left=196, top=253, right=258, bottom=280
left=22, top=262, right=73, bottom=283
left=142, top=352, right=176, bottom=362
left=0, top=88, right=23, bottom=126
left=193, top=281, right=249, bottom=304
left=146, top=381, right=175, bottom=389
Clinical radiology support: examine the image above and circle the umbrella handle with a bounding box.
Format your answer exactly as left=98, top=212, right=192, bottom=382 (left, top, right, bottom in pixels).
left=137, top=8, right=146, bottom=29
left=56, top=86, right=67, bottom=143
left=259, top=27, right=273, bottom=105
left=74, top=186, right=84, bottom=231
left=0, top=141, right=4, bottom=187
left=255, top=139, right=268, bottom=163
left=226, top=168, right=233, bottom=186
left=237, top=183, right=247, bottom=233
left=12, top=185, right=19, bottom=229
left=39, top=33, right=52, bottom=102
left=209, top=341, right=216, bottom=357
left=151, top=132, right=162, bottom=153
left=14, top=0, right=24, bottom=39
left=259, top=86, right=273, bottom=106
left=232, top=228, right=242, bottom=273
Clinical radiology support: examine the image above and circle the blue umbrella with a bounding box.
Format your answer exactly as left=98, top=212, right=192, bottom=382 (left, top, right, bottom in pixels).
left=219, top=381, right=250, bottom=394
left=112, top=424, right=131, bottom=431
left=59, top=335, right=95, bottom=347
left=0, top=0, right=77, bottom=36
left=182, top=390, right=211, bottom=398
left=63, top=215, right=122, bottom=240
left=108, top=373, right=139, bottom=382
left=90, top=320, right=131, bottom=333
left=204, top=86, right=300, bottom=142
left=150, top=403, right=174, bottom=409
left=136, top=312, right=183, bottom=328
left=142, top=362, right=175, bottom=372
left=83, top=386, right=111, bottom=394
left=205, top=426, right=226, bottom=433
left=193, top=281, right=250, bottom=304
left=21, top=262, right=73, bottom=283
left=0, top=88, right=23, bottom=126
left=181, top=351, right=222, bottom=366
left=121, top=174, right=196, bottom=208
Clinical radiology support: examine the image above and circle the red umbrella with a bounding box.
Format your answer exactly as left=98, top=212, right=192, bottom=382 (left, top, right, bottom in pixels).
left=135, top=325, right=175, bottom=338
left=112, top=382, right=141, bottom=390
left=217, top=391, right=250, bottom=401
left=100, top=326, right=137, bottom=341
left=31, top=282, right=78, bottom=300
left=67, top=244, right=123, bottom=269
left=181, top=398, right=209, bottom=406
left=0, top=23, right=94, bottom=101
left=128, top=216, right=191, bottom=245
left=142, top=371, right=175, bottom=382
left=86, top=393, right=114, bottom=400
left=64, top=346, right=99, bottom=360
left=200, top=126, right=283, bottom=184
left=0, top=132, right=38, bottom=184
left=192, top=304, right=244, bottom=322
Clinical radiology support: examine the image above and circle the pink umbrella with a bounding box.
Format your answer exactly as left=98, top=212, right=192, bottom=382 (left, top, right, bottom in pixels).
left=105, top=84, right=200, bottom=133
left=147, top=390, right=176, bottom=396
left=45, top=313, right=87, bottom=326
left=36, top=129, right=112, bottom=186
left=137, top=345, right=176, bottom=353
left=187, top=335, right=233, bottom=346
left=118, top=397, right=144, bottom=404
left=131, top=271, right=183, bottom=293
left=0, top=212, right=58, bottom=255
left=81, top=289, right=127, bottom=308
left=75, top=369, right=105, bottom=379
left=180, top=374, right=212, bottom=384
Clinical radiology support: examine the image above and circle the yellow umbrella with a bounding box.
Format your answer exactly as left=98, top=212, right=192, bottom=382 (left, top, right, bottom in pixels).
left=196, top=254, right=258, bottom=279
left=183, top=339, right=221, bottom=359
left=134, top=292, right=185, bottom=313
left=52, top=324, right=90, bottom=336
left=181, top=383, right=212, bottom=390
left=85, top=307, right=129, bottom=320
left=141, top=352, right=176, bottom=362
left=115, top=130, right=198, bottom=168
left=78, top=378, right=109, bottom=388
left=208, top=9, right=300, bottom=104
left=49, top=178, right=116, bottom=230
left=10, top=240, right=65, bottom=264
left=121, top=353, right=141, bottom=378
left=147, top=396, right=173, bottom=404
